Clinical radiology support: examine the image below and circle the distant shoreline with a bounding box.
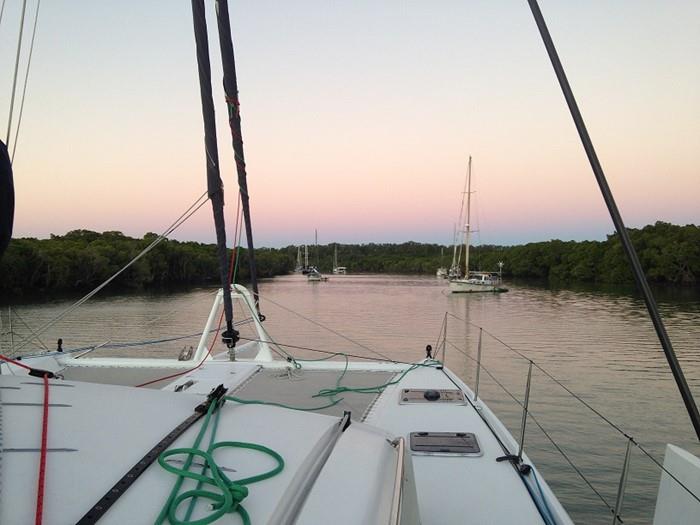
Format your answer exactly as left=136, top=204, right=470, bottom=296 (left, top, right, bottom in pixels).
left=1, top=222, right=697, bottom=297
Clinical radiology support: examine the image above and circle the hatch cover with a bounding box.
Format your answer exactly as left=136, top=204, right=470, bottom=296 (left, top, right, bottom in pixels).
left=399, top=388, right=466, bottom=404
left=410, top=432, right=481, bottom=456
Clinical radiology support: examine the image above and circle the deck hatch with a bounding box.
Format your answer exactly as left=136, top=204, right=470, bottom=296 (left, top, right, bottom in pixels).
left=399, top=388, right=466, bottom=404
left=409, top=432, right=481, bottom=455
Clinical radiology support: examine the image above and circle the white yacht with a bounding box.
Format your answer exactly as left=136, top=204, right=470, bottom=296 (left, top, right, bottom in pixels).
left=449, top=157, right=507, bottom=294
left=332, top=245, right=346, bottom=275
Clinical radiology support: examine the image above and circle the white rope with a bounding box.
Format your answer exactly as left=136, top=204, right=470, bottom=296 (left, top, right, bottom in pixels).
left=12, top=191, right=209, bottom=353
left=5, top=0, right=28, bottom=146
left=10, top=0, right=40, bottom=162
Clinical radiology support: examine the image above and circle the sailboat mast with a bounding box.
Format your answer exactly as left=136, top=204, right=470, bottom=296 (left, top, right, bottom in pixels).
left=304, top=244, right=308, bottom=267
left=450, top=223, right=458, bottom=270
left=464, top=156, right=472, bottom=277
left=191, top=0, right=235, bottom=347
left=315, top=229, right=319, bottom=268
left=215, top=0, right=261, bottom=314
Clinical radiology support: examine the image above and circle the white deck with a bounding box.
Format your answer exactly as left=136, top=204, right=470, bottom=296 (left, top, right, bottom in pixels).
left=0, top=366, right=401, bottom=524
left=0, top=354, right=573, bottom=524
left=365, top=364, right=567, bottom=524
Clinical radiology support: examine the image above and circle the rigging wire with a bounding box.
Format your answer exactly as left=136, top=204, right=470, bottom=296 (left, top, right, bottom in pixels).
left=527, top=0, right=700, bottom=441
left=135, top=191, right=245, bottom=388
left=446, top=312, right=628, bottom=436
left=5, top=0, right=28, bottom=147
left=248, top=290, right=394, bottom=362
left=443, top=329, right=700, bottom=506
left=236, top=335, right=428, bottom=368
left=11, top=0, right=40, bottom=162
left=444, top=338, right=615, bottom=513
left=8, top=306, right=48, bottom=352
left=11, top=191, right=209, bottom=354
left=0, top=0, right=6, bottom=29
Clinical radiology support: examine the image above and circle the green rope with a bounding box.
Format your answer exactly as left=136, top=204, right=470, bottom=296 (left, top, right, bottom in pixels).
left=225, top=395, right=342, bottom=412
left=156, top=401, right=284, bottom=525
left=155, top=356, right=440, bottom=523
left=226, top=356, right=442, bottom=412
left=313, top=360, right=440, bottom=399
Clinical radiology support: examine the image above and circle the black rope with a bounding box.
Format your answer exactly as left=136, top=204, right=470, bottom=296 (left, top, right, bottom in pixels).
left=76, top=385, right=227, bottom=524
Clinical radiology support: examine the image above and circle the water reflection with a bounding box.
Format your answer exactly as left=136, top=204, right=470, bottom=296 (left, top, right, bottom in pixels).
left=3, top=274, right=699, bottom=523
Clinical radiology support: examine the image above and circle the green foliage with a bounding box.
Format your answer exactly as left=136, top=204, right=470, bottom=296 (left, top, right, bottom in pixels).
left=1, top=222, right=697, bottom=296
left=0, top=231, right=293, bottom=296
left=474, top=222, right=698, bottom=285
left=298, top=222, right=698, bottom=286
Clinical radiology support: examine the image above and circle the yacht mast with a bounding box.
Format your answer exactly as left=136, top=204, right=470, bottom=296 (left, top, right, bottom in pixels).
left=304, top=244, right=308, bottom=268
left=463, top=156, right=472, bottom=278
left=450, top=223, right=458, bottom=271
left=215, top=0, right=261, bottom=314
left=191, top=0, right=236, bottom=347
left=315, top=229, right=319, bottom=268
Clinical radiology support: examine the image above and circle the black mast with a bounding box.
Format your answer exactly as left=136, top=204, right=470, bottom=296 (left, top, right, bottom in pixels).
left=527, top=0, right=700, bottom=440
left=214, top=0, right=261, bottom=316
left=191, top=0, right=237, bottom=348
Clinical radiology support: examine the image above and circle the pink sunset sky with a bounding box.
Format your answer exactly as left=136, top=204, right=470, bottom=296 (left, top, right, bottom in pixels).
left=1, top=1, right=698, bottom=248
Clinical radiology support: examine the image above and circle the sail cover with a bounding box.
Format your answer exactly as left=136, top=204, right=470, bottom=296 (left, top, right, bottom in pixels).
left=0, top=140, right=13, bottom=259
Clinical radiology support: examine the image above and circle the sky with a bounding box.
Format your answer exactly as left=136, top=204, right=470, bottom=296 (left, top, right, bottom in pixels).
left=0, top=1, right=698, bottom=248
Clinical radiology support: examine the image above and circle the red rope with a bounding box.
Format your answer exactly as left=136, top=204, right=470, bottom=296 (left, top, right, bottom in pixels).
left=0, top=353, right=33, bottom=371
left=133, top=309, right=225, bottom=388
left=35, top=373, right=50, bottom=525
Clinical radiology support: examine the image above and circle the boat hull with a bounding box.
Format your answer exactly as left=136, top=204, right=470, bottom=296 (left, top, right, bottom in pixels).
left=449, top=279, right=507, bottom=293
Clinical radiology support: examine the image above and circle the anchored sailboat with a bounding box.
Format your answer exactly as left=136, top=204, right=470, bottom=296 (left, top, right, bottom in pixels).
left=307, top=229, right=328, bottom=282
left=449, top=157, right=507, bottom=293
left=436, top=248, right=448, bottom=278
left=332, top=244, right=346, bottom=274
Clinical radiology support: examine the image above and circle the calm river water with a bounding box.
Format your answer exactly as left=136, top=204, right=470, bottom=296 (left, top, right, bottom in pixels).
left=3, top=274, right=699, bottom=524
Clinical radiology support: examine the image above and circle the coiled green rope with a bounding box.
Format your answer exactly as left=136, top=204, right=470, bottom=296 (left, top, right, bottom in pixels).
left=156, top=356, right=440, bottom=524
left=156, top=400, right=284, bottom=525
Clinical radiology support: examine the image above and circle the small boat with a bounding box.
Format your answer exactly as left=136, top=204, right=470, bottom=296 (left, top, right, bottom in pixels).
left=449, top=157, right=507, bottom=293
left=307, top=269, right=329, bottom=282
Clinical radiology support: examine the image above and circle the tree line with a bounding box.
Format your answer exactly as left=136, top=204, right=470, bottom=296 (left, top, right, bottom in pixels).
left=292, top=222, right=699, bottom=285
left=0, top=230, right=292, bottom=296
left=0, top=222, right=696, bottom=296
